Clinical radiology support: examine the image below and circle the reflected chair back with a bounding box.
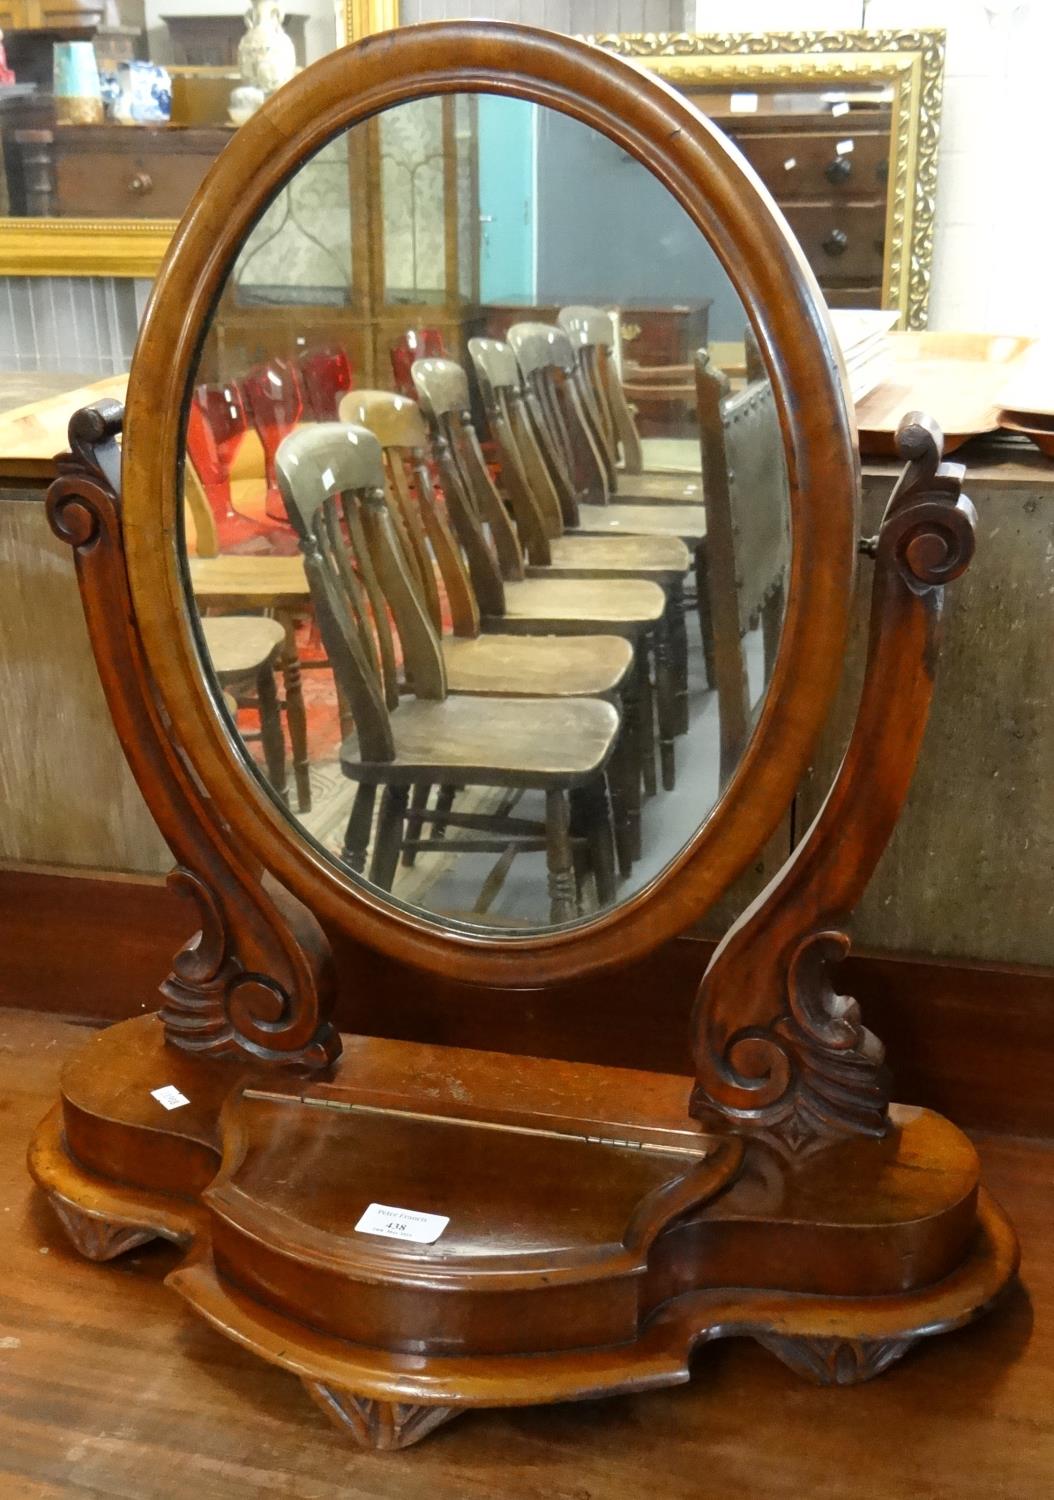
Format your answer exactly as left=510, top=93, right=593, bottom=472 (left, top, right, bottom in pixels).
left=390, top=327, right=446, bottom=398
left=339, top=388, right=479, bottom=638
left=276, top=421, right=447, bottom=763
left=410, top=355, right=526, bottom=618
left=244, top=358, right=305, bottom=521
left=507, top=321, right=609, bottom=510
left=298, top=345, right=355, bottom=421
left=695, top=347, right=790, bottom=782
left=559, top=304, right=644, bottom=477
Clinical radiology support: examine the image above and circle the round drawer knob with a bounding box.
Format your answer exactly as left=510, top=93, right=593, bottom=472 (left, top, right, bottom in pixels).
left=825, top=155, right=852, bottom=184
left=127, top=172, right=153, bottom=197
left=822, top=228, right=849, bottom=258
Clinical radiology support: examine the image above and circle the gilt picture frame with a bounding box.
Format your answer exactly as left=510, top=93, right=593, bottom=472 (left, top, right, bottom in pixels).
left=591, top=30, right=945, bottom=329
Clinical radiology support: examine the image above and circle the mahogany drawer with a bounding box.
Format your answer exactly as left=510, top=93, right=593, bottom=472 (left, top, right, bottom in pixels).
left=49, top=126, right=229, bottom=219
left=779, top=201, right=887, bottom=285
left=735, top=128, right=889, bottom=200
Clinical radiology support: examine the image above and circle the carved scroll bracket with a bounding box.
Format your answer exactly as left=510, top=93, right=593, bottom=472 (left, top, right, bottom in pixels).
left=690, top=412, right=975, bottom=1156
left=48, top=402, right=339, bottom=1069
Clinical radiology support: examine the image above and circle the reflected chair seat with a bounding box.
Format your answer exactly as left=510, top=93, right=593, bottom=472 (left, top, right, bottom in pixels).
left=613, top=471, right=703, bottom=504
left=573, top=502, right=707, bottom=548
left=340, top=694, right=619, bottom=787
left=492, top=576, right=666, bottom=636
left=441, top=632, right=633, bottom=698
left=538, top=532, right=691, bottom=582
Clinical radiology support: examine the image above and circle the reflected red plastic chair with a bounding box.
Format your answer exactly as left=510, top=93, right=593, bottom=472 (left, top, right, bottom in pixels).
left=186, top=382, right=276, bottom=553
left=390, top=328, right=445, bottom=398
left=243, top=358, right=304, bottom=522
left=298, top=344, right=355, bottom=421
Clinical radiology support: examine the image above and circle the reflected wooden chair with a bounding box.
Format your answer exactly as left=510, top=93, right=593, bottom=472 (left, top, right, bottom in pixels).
left=410, top=355, right=683, bottom=795
left=341, top=388, right=640, bottom=875
left=558, top=305, right=703, bottom=503
left=186, top=453, right=314, bottom=812
left=506, top=322, right=708, bottom=528
left=275, top=422, right=621, bottom=923
left=200, top=615, right=289, bottom=804
left=695, top=347, right=790, bottom=786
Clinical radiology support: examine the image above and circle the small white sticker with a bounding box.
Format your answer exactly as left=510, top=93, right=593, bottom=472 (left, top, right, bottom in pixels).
left=151, top=1085, right=190, bottom=1111
left=783, top=156, right=797, bottom=171
left=836, top=138, right=855, bottom=155
left=729, top=92, right=758, bottom=113
left=831, top=100, right=851, bottom=117
left=355, top=1202, right=449, bottom=1244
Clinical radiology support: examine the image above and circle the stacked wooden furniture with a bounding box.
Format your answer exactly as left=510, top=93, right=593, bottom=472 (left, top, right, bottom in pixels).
left=28, top=22, right=1016, bottom=1460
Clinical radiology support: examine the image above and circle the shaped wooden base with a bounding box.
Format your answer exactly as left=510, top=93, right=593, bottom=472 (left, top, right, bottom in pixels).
left=29, top=1016, right=1019, bottom=1451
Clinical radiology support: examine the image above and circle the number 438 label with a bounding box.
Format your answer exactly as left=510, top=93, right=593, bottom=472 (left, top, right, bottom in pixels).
left=354, top=1202, right=449, bottom=1244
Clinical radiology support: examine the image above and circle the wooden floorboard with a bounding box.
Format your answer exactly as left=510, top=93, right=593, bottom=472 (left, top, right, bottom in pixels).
left=1, top=1006, right=1051, bottom=1499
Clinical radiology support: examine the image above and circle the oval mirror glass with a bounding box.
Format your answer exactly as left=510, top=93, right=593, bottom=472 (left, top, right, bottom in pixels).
left=180, top=91, right=790, bottom=933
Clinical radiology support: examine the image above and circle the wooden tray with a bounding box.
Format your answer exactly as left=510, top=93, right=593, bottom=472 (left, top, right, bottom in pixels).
left=855, top=332, right=1033, bottom=457
left=999, top=340, right=1054, bottom=418
left=998, top=412, right=1054, bottom=458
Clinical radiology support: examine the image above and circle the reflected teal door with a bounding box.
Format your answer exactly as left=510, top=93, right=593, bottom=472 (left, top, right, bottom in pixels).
left=477, top=95, right=536, bottom=303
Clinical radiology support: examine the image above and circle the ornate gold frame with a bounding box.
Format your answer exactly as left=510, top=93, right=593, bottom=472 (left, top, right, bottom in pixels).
left=592, top=31, right=945, bottom=329
left=0, top=0, right=398, bottom=277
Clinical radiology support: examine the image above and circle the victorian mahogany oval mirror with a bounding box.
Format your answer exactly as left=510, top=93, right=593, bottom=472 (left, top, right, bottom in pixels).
left=32, top=19, right=1015, bottom=1460
left=119, top=21, right=859, bottom=985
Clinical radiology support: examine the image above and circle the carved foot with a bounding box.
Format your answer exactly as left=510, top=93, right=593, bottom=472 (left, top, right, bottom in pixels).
left=47, top=1191, right=159, bottom=1262
left=754, top=1331, right=916, bottom=1386
left=303, top=1381, right=463, bottom=1450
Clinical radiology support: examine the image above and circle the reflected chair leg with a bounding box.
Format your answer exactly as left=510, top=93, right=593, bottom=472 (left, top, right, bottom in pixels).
left=431, top=785, right=456, bottom=842
left=402, top=782, right=432, bottom=867
left=695, top=539, right=716, bottom=689
left=607, top=721, right=633, bottom=880
left=255, top=659, right=288, bottom=804
left=622, top=672, right=643, bottom=865
left=568, top=788, right=591, bottom=909
left=583, top=777, right=617, bottom=907
left=369, top=785, right=410, bottom=891
left=669, top=577, right=689, bottom=736
left=342, top=783, right=376, bottom=872
left=653, top=621, right=677, bottom=793
left=638, top=645, right=657, bottom=800
left=545, top=788, right=577, bottom=925
left=280, top=614, right=311, bottom=814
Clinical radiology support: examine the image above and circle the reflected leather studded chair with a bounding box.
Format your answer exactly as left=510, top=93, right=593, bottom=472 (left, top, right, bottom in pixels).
left=695, top=348, right=790, bottom=785
left=276, top=421, right=622, bottom=922
left=340, top=388, right=641, bottom=876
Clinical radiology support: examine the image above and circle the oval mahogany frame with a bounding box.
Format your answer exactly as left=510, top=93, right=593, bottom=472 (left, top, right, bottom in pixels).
left=123, top=20, right=859, bottom=989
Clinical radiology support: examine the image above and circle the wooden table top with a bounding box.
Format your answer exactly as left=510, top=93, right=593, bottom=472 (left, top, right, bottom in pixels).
left=1, top=1006, right=1051, bottom=1499
left=0, top=371, right=128, bottom=482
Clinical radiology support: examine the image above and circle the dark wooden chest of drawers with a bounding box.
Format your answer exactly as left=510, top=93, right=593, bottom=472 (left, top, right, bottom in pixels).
left=14, top=122, right=232, bottom=218
left=719, top=107, right=892, bottom=309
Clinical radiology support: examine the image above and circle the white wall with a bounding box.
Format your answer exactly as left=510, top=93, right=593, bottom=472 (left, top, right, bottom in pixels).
left=693, top=0, right=1053, bottom=337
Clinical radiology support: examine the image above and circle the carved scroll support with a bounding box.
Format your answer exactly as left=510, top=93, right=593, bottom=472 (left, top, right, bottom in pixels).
left=690, top=413, right=976, bottom=1155
left=47, top=402, right=339, bottom=1070
left=303, top=1382, right=462, bottom=1449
